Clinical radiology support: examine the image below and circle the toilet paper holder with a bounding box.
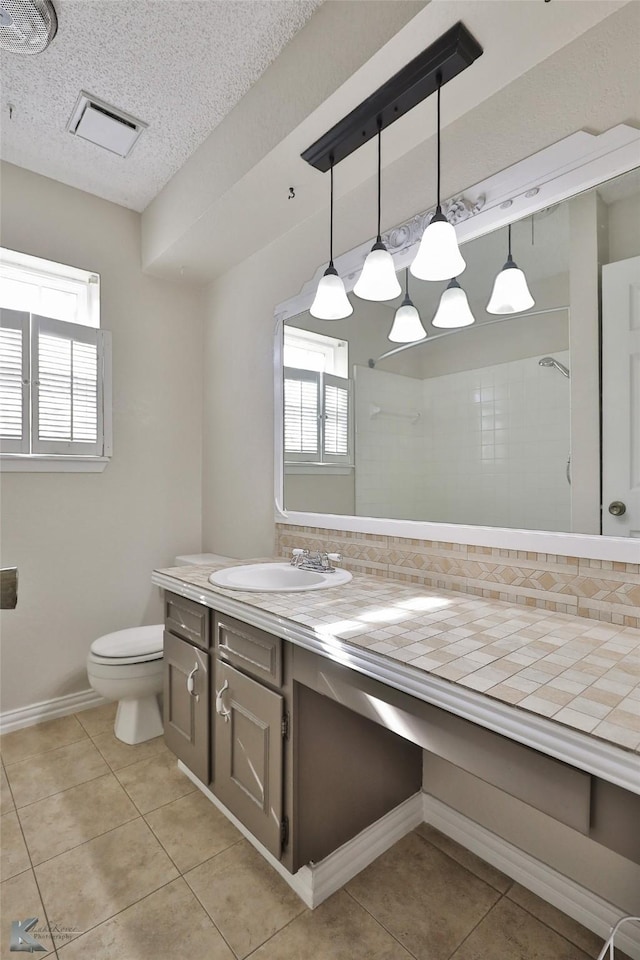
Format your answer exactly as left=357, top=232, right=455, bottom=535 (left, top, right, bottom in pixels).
left=0, top=567, right=18, bottom=609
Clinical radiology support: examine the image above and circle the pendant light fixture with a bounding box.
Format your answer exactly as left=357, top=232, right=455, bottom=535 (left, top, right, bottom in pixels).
left=410, top=77, right=465, bottom=283
left=388, top=269, right=427, bottom=343
left=486, top=223, right=535, bottom=314
left=432, top=278, right=475, bottom=328
left=354, top=120, right=402, bottom=302
left=310, top=160, right=353, bottom=320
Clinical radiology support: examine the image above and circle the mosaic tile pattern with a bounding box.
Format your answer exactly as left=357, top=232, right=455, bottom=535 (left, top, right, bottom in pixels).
left=156, top=561, right=640, bottom=756
left=276, top=525, right=640, bottom=629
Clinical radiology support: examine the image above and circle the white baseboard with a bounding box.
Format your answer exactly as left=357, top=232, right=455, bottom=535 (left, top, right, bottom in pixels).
left=179, top=764, right=639, bottom=957
left=0, top=689, right=107, bottom=734
left=302, top=790, right=424, bottom=908
left=422, top=794, right=640, bottom=960
left=178, top=761, right=422, bottom=909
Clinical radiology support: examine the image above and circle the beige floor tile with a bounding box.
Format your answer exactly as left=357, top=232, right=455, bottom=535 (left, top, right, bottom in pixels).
left=74, top=702, right=117, bottom=738
left=0, top=870, right=55, bottom=959
left=347, top=831, right=500, bottom=960
left=92, top=731, right=169, bottom=771
left=0, top=811, right=30, bottom=881
left=34, top=818, right=179, bottom=948
left=507, top=884, right=607, bottom=956
left=18, top=773, right=138, bottom=864
left=416, top=825, right=512, bottom=893
left=115, top=751, right=196, bottom=813
left=57, top=878, right=235, bottom=960
left=145, top=789, right=241, bottom=872
left=0, top=715, right=88, bottom=766
left=251, top=890, right=414, bottom=960
left=451, top=896, right=592, bottom=959
left=185, top=839, right=305, bottom=959
left=0, top=766, right=15, bottom=814
left=5, top=739, right=109, bottom=808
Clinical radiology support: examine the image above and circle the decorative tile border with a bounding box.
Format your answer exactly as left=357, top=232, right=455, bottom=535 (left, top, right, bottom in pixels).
left=275, top=524, right=640, bottom=629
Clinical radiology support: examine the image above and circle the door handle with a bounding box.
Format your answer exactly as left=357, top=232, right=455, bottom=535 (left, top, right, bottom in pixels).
left=608, top=501, right=627, bottom=517
left=186, top=663, right=199, bottom=701
left=216, top=679, right=231, bottom=722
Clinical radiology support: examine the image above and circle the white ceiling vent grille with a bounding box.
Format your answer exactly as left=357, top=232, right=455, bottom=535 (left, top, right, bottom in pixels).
left=0, top=0, right=57, bottom=55
left=67, top=92, right=148, bottom=158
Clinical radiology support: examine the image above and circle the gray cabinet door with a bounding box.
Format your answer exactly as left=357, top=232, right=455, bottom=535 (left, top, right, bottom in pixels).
left=163, top=630, right=209, bottom=784
left=214, top=660, right=284, bottom=859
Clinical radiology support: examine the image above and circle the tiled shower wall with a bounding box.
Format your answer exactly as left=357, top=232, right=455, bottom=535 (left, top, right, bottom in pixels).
left=275, top=524, right=640, bottom=629
left=355, top=353, right=571, bottom=532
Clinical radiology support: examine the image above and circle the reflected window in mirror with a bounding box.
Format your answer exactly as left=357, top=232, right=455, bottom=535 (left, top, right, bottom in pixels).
left=283, top=328, right=353, bottom=497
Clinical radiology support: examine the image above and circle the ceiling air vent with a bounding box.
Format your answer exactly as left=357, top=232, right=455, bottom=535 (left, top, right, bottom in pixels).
left=0, top=0, right=57, bottom=55
left=67, top=92, right=148, bottom=158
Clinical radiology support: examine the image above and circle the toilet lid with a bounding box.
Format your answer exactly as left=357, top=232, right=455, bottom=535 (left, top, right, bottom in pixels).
left=90, top=624, right=164, bottom=659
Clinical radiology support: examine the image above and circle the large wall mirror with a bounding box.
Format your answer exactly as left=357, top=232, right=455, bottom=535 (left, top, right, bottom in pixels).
left=276, top=128, right=640, bottom=551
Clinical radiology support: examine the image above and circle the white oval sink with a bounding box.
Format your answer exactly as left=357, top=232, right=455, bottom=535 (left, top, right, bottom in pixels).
left=208, top=562, right=352, bottom=593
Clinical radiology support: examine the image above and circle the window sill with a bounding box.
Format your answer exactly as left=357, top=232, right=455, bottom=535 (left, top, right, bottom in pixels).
left=284, top=463, right=354, bottom=476
left=0, top=455, right=110, bottom=473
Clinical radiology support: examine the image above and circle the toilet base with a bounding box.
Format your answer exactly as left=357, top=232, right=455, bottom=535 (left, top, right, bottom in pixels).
left=115, top=695, right=163, bottom=744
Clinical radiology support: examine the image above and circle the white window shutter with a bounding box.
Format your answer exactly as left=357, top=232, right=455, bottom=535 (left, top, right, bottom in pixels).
left=0, top=309, right=29, bottom=453
left=322, top=373, right=351, bottom=462
left=31, top=315, right=105, bottom=456
left=284, top=367, right=320, bottom=462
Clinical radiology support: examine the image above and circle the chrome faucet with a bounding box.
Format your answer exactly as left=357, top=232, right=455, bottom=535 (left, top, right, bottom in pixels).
left=290, top=549, right=343, bottom=572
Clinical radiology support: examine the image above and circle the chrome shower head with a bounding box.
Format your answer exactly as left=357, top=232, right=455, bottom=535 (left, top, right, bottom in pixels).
left=538, top=356, right=570, bottom=379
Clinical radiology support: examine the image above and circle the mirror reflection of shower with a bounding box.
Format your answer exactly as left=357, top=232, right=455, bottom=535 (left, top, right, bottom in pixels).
left=539, top=356, right=570, bottom=378
left=539, top=356, right=572, bottom=486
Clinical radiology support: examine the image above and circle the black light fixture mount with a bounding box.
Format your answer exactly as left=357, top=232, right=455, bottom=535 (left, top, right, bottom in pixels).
left=301, top=22, right=482, bottom=172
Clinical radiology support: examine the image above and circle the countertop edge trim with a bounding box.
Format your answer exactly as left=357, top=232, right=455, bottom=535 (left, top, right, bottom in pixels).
left=152, top=571, right=640, bottom=794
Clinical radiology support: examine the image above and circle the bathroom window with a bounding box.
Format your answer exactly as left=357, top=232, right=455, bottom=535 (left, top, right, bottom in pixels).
left=283, top=328, right=352, bottom=467
left=0, top=249, right=111, bottom=471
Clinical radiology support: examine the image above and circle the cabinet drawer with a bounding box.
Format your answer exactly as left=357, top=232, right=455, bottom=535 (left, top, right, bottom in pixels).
left=215, top=614, right=282, bottom=687
left=165, top=592, right=210, bottom=649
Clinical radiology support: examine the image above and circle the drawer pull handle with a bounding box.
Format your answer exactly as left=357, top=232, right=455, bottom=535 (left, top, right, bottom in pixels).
left=186, top=663, right=199, bottom=701
left=216, top=680, right=231, bottom=722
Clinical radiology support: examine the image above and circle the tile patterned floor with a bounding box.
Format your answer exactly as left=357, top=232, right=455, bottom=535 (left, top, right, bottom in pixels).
left=0, top=708, right=619, bottom=959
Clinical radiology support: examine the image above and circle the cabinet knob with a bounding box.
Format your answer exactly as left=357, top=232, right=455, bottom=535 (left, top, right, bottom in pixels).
left=608, top=501, right=627, bottom=517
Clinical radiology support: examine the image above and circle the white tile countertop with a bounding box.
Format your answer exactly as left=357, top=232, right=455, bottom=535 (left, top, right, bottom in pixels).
left=152, top=561, right=640, bottom=793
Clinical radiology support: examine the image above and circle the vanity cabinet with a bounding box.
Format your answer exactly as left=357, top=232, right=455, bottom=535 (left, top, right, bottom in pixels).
left=162, top=594, right=422, bottom=873
left=163, top=592, right=210, bottom=784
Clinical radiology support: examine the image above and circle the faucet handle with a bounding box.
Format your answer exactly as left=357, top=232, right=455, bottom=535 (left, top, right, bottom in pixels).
left=327, top=553, right=342, bottom=564
left=292, top=548, right=306, bottom=556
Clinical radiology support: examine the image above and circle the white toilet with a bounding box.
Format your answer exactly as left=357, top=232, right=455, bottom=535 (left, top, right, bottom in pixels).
left=87, top=625, right=164, bottom=745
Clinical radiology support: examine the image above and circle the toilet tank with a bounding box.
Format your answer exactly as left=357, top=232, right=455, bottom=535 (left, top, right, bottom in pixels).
left=174, top=553, right=236, bottom=566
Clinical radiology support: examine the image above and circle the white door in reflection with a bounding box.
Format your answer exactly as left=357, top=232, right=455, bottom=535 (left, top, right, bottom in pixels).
left=602, top=255, right=640, bottom=537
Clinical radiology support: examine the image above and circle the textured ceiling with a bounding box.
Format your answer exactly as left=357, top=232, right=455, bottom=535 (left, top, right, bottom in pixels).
left=0, top=0, right=322, bottom=210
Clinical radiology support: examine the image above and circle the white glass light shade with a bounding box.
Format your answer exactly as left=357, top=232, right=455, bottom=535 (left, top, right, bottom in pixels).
left=486, top=260, right=535, bottom=314
left=354, top=242, right=402, bottom=302
left=432, top=279, right=475, bottom=328
left=388, top=297, right=427, bottom=343
left=310, top=267, right=353, bottom=320
left=410, top=210, right=465, bottom=282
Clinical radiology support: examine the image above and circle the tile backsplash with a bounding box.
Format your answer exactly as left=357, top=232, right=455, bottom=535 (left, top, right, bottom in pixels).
left=275, top=524, right=640, bottom=629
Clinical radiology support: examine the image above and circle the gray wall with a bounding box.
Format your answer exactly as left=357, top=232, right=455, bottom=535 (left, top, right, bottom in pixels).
left=0, top=163, right=204, bottom=713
